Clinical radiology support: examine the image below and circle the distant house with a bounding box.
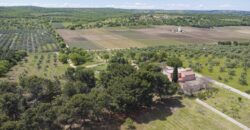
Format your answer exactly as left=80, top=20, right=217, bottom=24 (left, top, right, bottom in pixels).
left=177, top=26, right=182, bottom=33
left=162, top=66, right=196, bottom=82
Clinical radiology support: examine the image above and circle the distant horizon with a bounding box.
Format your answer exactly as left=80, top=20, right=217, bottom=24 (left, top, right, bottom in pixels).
left=1, top=0, right=250, bottom=11
left=1, top=5, right=250, bottom=12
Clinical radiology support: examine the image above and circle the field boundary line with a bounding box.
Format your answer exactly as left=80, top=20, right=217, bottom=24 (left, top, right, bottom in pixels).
left=196, top=99, right=250, bottom=130
left=195, top=73, right=250, bottom=100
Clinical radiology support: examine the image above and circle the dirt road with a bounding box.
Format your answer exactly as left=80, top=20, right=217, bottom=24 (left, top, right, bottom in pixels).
left=196, top=73, right=250, bottom=100
left=196, top=99, right=249, bottom=130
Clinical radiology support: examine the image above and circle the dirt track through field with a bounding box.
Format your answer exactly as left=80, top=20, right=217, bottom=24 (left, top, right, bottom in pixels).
left=196, top=73, right=250, bottom=100
left=196, top=99, right=250, bottom=130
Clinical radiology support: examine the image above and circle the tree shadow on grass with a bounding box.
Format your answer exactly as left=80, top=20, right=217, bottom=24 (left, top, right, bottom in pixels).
left=78, top=96, right=184, bottom=130
left=130, top=96, right=184, bottom=124
left=83, top=118, right=124, bottom=130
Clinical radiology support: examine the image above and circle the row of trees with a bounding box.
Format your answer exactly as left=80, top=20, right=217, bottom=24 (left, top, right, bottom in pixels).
left=218, top=41, right=250, bottom=46
left=0, top=50, right=27, bottom=76
left=67, top=13, right=250, bottom=29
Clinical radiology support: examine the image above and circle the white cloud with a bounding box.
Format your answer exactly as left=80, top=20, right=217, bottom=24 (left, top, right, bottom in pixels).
left=0, top=1, right=86, bottom=8
left=198, top=4, right=204, bottom=8
left=32, top=2, right=83, bottom=8
left=105, top=2, right=155, bottom=9
left=162, top=3, right=192, bottom=10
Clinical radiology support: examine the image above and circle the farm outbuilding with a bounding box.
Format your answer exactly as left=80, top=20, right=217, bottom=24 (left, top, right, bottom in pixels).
left=179, top=77, right=211, bottom=96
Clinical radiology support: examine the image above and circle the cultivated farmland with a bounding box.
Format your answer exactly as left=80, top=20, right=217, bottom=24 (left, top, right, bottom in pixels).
left=58, top=26, right=250, bottom=50
left=0, top=30, right=58, bottom=52
left=57, top=29, right=146, bottom=49
left=0, top=19, right=59, bottom=53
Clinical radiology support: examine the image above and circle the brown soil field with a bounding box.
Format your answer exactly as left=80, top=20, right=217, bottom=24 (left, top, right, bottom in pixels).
left=57, top=29, right=145, bottom=49
left=135, top=26, right=250, bottom=44
left=57, top=26, right=250, bottom=50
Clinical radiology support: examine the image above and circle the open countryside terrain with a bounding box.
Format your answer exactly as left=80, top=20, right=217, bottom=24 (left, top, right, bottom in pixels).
left=57, top=26, right=250, bottom=50
left=1, top=6, right=250, bottom=130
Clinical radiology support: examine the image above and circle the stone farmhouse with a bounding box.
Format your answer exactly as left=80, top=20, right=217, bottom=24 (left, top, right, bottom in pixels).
left=162, top=66, right=196, bottom=82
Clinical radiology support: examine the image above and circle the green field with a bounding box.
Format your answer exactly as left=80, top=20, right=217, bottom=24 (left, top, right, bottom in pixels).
left=203, top=86, right=250, bottom=127
left=133, top=98, right=241, bottom=130
left=182, top=55, right=250, bottom=92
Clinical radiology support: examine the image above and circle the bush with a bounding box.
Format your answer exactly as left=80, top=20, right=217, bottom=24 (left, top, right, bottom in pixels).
left=239, top=72, right=248, bottom=85
left=123, top=118, right=136, bottom=130
left=197, top=89, right=217, bottom=100
left=208, top=66, right=213, bottom=72
left=0, top=60, right=10, bottom=76
left=228, top=69, right=236, bottom=76
left=58, top=53, right=68, bottom=64
left=219, top=67, right=225, bottom=72
left=218, top=76, right=222, bottom=80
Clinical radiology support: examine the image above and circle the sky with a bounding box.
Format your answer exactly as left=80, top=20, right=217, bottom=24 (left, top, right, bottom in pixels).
left=0, top=0, right=250, bottom=11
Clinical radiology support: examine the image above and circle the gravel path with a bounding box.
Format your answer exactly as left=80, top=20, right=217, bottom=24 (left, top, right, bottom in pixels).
left=85, top=63, right=105, bottom=68
left=196, top=99, right=250, bottom=130
left=67, top=59, right=77, bottom=69
left=195, top=73, right=250, bottom=100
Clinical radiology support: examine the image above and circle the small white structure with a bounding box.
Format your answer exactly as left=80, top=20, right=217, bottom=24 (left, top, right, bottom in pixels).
left=177, top=26, right=182, bottom=33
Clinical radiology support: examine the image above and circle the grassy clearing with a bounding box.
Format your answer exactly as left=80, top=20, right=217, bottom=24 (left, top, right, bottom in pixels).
left=203, top=86, right=250, bottom=127
left=0, top=52, right=69, bottom=82
left=181, top=55, right=250, bottom=92
left=133, top=98, right=241, bottom=130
